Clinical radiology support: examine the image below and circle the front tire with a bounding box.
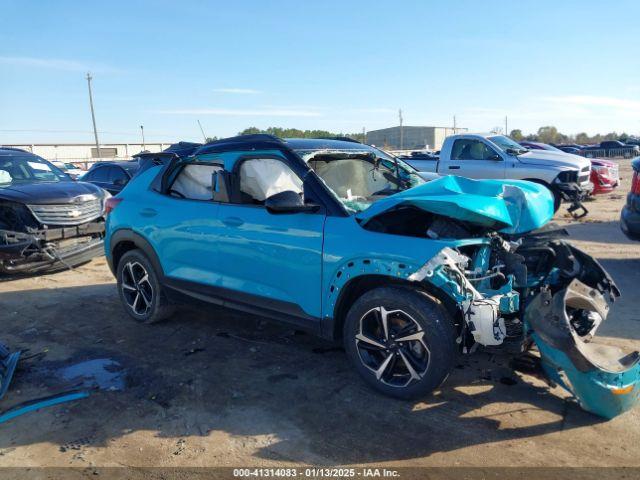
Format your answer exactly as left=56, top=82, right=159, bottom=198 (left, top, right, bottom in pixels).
left=116, top=249, right=174, bottom=324
left=343, top=286, right=456, bottom=399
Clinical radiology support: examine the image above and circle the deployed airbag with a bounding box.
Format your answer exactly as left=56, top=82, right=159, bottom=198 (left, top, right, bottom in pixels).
left=172, top=164, right=222, bottom=200
left=240, top=158, right=303, bottom=201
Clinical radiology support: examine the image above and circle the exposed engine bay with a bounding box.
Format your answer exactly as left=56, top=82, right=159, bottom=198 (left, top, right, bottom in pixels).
left=0, top=200, right=105, bottom=274
left=386, top=218, right=637, bottom=419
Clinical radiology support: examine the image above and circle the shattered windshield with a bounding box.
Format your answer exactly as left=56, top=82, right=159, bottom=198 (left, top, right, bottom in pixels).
left=296, top=148, right=424, bottom=213
left=0, top=155, right=68, bottom=186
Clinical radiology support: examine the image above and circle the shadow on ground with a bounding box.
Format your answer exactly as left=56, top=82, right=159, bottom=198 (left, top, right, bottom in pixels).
left=0, top=283, right=605, bottom=464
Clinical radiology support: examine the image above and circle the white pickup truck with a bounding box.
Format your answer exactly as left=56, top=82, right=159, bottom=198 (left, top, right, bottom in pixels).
left=401, top=133, right=592, bottom=216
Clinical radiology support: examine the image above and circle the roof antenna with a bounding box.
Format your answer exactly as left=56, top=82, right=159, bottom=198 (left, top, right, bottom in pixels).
left=197, top=119, right=207, bottom=142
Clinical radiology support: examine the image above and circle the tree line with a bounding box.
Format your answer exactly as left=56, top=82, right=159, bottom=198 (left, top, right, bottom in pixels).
left=237, top=127, right=365, bottom=142
left=509, top=126, right=637, bottom=145
left=211, top=125, right=637, bottom=147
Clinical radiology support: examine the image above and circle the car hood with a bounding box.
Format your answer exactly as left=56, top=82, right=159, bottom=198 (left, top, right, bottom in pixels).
left=516, top=149, right=590, bottom=170
left=355, top=176, right=554, bottom=234
left=0, top=180, right=105, bottom=204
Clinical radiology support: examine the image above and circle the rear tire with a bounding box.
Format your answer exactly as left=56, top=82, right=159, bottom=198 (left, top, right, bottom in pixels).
left=343, top=286, right=456, bottom=400
left=116, top=249, right=174, bottom=324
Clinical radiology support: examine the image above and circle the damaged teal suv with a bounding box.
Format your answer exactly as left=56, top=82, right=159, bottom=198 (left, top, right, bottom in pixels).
left=105, top=135, right=639, bottom=419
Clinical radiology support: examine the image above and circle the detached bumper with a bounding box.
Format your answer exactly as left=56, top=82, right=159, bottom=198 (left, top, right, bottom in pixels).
left=0, top=221, right=105, bottom=274
left=525, top=279, right=640, bottom=419
left=554, top=181, right=591, bottom=218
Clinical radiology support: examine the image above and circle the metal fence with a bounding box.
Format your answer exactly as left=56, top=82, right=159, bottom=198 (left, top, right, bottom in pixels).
left=581, top=148, right=638, bottom=159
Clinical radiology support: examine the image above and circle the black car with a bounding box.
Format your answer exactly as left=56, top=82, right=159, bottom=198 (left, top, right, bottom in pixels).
left=0, top=147, right=107, bottom=274
left=81, top=161, right=140, bottom=195
left=82, top=143, right=202, bottom=194
left=621, top=156, right=640, bottom=240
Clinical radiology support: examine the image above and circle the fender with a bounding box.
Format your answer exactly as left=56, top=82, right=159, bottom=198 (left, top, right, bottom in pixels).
left=107, top=228, right=164, bottom=279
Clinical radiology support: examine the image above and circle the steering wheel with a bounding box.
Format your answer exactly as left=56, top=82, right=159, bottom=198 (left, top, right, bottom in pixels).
left=168, top=188, right=186, bottom=199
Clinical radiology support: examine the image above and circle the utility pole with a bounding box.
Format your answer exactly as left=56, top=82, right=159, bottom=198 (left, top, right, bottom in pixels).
left=362, top=126, right=366, bottom=144
left=505, top=116, right=508, bottom=136
left=140, top=125, right=146, bottom=150
left=399, top=109, right=404, bottom=150
left=86, top=73, right=101, bottom=158
left=453, top=115, right=457, bottom=133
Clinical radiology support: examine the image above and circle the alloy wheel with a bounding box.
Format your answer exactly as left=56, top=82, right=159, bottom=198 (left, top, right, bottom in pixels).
left=120, top=261, right=154, bottom=316
left=355, top=306, right=430, bottom=388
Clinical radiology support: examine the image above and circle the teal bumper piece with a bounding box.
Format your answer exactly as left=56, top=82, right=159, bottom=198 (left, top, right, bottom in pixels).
left=356, top=176, right=555, bottom=234
left=533, top=334, right=640, bottom=419
left=526, top=281, right=640, bottom=419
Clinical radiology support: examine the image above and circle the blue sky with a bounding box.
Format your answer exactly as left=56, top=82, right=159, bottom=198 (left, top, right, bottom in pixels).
left=1, top=0, right=639, bottom=144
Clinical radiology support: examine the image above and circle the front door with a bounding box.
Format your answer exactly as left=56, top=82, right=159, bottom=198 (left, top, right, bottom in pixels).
left=439, top=138, right=506, bottom=179
left=215, top=156, right=325, bottom=322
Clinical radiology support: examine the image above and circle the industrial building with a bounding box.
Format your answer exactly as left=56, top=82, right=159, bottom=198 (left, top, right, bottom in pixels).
left=2, top=142, right=172, bottom=169
left=366, top=126, right=467, bottom=151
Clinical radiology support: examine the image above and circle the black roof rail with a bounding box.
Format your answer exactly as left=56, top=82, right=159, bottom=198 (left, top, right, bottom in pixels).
left=205, top=134, right=283, bottom=145
left=326, top=136, right=362, bottom=144
left=195, top=134, right=285, bottom=155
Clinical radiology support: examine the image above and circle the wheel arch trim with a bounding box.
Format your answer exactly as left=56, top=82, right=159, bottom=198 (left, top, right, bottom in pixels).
left=108, top=228, right=164, bottom=279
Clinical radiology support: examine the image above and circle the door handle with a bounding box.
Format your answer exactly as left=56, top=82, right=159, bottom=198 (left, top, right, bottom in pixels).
left=448, top=165, right=460, bottom=170
left=140, top=208, right=158, bottom=217
left=222, top=216, right=244, bottom=227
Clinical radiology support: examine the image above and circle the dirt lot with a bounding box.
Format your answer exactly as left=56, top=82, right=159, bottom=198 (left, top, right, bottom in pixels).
left=0, top=160, right=639, bottom=470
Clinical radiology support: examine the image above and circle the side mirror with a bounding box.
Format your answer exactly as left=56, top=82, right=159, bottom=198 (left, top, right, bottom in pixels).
left=265, top=190, right=319, bottom=214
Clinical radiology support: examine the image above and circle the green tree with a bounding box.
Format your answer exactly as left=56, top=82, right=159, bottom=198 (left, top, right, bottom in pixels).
left=509, top=129, right=524, bottom=141
left=537, top=126, right=560, bottom=144
left=575, top=132, right=590, bottom=144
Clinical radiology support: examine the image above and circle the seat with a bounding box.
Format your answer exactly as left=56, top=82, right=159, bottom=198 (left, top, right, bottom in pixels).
left=469, top=142, right=487, bottom=160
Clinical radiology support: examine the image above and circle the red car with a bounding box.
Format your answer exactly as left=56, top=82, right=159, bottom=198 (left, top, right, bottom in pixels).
left=590, top=158, right=619, bottom=194
left=518, top=141, right=619, bottom=195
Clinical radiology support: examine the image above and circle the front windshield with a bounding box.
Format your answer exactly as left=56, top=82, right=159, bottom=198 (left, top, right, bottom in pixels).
left=296, top=147, right=424, bottom=213
left=0, top=154, right=69, bottom=186
left=489, top=135, right=528, bottom=154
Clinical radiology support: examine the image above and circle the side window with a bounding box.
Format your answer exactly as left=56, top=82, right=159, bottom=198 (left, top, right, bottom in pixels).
left=170, top=163, right=223, bottom=200
left=87, top=166, right=110, bottom=182
left=451, top=139, right=496, bottom=160
left=237, top=158, right=303, bottom=205
left=110, top=167, right=129, bottom=184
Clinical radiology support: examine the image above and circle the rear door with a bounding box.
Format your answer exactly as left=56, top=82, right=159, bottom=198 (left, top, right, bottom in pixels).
left=439, top=138, right=506, bottom=179
left=148, top=162, right=223, bottom=284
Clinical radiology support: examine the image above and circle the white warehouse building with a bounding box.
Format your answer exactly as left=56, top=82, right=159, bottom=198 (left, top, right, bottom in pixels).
left=2, top=142, right=174, bottom=169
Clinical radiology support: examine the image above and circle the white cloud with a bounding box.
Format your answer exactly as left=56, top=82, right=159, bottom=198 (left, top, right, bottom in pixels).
left=158, top=108, right=322, bottom=117
left=213, top=88, right=261, bottom=94
left=0, top=56, right=119, bottom=73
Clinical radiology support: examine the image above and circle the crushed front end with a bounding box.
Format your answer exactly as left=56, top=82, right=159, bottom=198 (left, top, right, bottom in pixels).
left=358, top=176, right=638, bottom=418
left=0, top=199, right=105, bottom=274
left=410, top=229, right=638, bottom=419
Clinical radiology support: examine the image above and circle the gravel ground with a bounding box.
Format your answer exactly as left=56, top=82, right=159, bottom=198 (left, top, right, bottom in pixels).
left=0, top=160, right=638, bottom=470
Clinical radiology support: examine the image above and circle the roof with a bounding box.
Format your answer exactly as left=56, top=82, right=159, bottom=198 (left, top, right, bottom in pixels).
left=91, top=160, right=140, bottom=172
left=285, top=138, right=371, bottom=151
left=162, top=141, right=202, bottom=158
left=0, top=147, right=33, bottom=155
